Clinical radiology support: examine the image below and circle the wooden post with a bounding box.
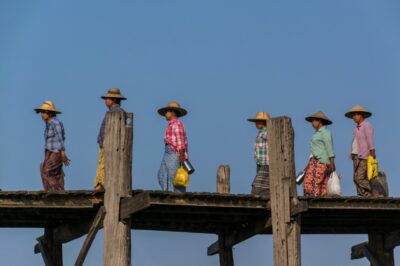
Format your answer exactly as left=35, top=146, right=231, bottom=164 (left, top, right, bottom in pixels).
left=268, top=117, right=301, bottom=266
left=218, top=234, right=234, bottom=266
left=217, top=165, right=230, bottom=193
left=103, top=111, right=133, bottom=266
left=216, top=165, right=234, bottom=266
left=368, top=234, right=394, bottom=266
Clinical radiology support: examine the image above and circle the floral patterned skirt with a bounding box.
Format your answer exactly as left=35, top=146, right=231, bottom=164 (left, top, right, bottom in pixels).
left=303, top=157, right=330, bottom=197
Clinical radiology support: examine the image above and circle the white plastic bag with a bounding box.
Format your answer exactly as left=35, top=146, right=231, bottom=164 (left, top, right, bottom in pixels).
left=327, top=171, right=341, bottom=196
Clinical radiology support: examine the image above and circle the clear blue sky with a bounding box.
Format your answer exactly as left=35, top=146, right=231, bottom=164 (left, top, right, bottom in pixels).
left=0, top=1, right=399, bottom=265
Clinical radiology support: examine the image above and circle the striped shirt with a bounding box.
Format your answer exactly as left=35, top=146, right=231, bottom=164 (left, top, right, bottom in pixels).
left=44, top=118, right=65, bottom=152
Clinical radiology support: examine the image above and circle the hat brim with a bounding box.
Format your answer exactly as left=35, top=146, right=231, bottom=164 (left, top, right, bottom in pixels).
left=345, top=111, right=372, bottom=119
left=158, top=107, right=187, bottom=117
left=305, top=116, right=332, bottom=125
left=101, top=95, right=127, bottom=100
left=247, top=118, right=268, bottom=123
left=34, top=108, right=62, bottom=114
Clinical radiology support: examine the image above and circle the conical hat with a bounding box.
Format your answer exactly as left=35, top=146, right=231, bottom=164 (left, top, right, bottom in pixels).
left=158, top=102, right=187, bottom=117
left=305, top=111, right=332, bottom=125
left=34, top=101, right=62, bottom=114
left=345, top=105, right=372, bottom=118
left=248, top=112, right=270, bottom=122
left=101, top=88, right=127, bottom=100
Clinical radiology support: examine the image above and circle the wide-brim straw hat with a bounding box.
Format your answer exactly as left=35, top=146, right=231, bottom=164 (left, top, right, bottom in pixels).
left=248, top=112, right=270, bottom=123
left=34, top=101, right=62, bottom=114
left=158, top=102, right=187, bottom=117
left=101, top=88, right=127, bottom=100
left=305, top=111, right=332, bottom=125
left=345, top=105, right=372, bottom=118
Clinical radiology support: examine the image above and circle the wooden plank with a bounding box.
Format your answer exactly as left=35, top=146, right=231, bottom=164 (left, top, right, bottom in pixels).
left=291, top=201, right=308, bottom=216
left=120, top=193, right=151, bottom=222
left=208, top=217, right=272, bottom=256
left=53, top=222, right=92, bottom=244
left=351, top=242, right=382, bottom=266
left=37, top=236, right=53, bottom=266
left=351, top=241, right=369, bottom=260
left=217, top=165, right=230, bottom=194
left=268, top=117, right=301, bottom=266
left=75, top=206, right=106, bottom=266
left=103, top=111, right=133, bottom=266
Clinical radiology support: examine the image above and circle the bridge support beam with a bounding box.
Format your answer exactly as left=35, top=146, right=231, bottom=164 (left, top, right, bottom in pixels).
left=351, top=230, right=400, bottom=266
left=36, top=227, right=63, bottom=266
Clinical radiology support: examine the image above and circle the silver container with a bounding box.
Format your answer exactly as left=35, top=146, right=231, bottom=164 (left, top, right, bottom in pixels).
left=296, top=171, right=305, bottom=185
left=183, top=160, right=195, bottom=175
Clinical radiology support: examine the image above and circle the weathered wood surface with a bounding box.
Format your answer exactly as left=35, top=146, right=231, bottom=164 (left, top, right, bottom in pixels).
left=215, top=165, right=234, bottom=266
left=217, top=165, right=230, bottom=194
left=268, top=117, right=301, bottom=266
left=0, top=190, right=398, bottom=234
left=218, top=234, right=234, bottom=266
left=103, top=111, right=133, bottom=266
left=208, top=217, right=272, bottom=256
left=37, top=236, right=53, bottom=266
left=37, top=228, right=63, bottom=266
left=368, top=234, right=394, bottom=266
left=75, top=206, right=106, bottom=266
left=352, top=230, right=400, bottom=266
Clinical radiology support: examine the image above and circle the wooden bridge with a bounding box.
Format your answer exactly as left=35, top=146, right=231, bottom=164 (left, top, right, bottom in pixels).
left=3, top=112, right=398, bottom=266
left=1, top=190, right=400, bottom=265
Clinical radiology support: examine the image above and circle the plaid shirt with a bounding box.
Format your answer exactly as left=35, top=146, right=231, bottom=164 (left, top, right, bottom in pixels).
left=254, top=127, right=268, bottom=166
left=97, top=104, right=125, bottom=148
left=44, top=118, right=65, bottom=152
left=164, top=118, right=188, bottom=159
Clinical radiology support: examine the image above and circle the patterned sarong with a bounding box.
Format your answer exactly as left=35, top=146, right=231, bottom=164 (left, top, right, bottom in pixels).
left=158, top=145, right=186, bottom=192
left=251, top=165, right=270, bottom=197
left=303, top=157, right=330, bottom=197
left=41, top=150, right=65, bottom=191
left=352, top=155, right=372, bottom=197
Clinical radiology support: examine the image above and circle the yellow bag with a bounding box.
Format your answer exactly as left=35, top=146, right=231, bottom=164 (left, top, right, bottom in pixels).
left=367, top=156, right=379, bottom=181
left=173, top=167, right=189, bottom=187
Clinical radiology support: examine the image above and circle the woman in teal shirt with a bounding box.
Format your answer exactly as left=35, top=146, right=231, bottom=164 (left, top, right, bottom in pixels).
left=303, top=111, right=336, bottom=197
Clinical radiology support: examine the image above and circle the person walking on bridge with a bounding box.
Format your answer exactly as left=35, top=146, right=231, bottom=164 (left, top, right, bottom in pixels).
left=303, top=111, right=335, bottom=197
left=346, top=105, right=375, bottom=197
left=157, top=102, right=189, bottom=193
left=247, top=112, right=270, bottom=197
left=35, top=101, right=70, bottom=191
left=94, top=88, right=126, bottom=191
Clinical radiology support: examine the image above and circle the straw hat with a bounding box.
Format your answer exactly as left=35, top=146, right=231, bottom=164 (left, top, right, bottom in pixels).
left=305, top=111, right=332, bottom=125
left=158, top=102, right=187, bottom=117
left=345, top=105, right=372, bottom=118
left=248, top=112, right=270, bottom=123
left=34, top=101, right=62, bottom=114
left=101, top=88, right=127, bottom=100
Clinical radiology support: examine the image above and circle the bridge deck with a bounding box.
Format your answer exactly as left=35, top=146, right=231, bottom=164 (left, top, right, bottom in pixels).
left=0, top=190, right=398, bottom=235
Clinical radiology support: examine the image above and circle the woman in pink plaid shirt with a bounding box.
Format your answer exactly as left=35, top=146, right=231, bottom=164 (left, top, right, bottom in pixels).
left=157, top=102, right=188, bottom=192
